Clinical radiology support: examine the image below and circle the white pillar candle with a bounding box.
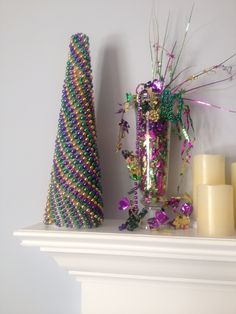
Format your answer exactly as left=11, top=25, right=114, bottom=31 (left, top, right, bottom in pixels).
left=231, top=163, right=236, bottom=227
left=197, top=184, right=234, bottom=237
left=192, top=154, right=225, bottom=218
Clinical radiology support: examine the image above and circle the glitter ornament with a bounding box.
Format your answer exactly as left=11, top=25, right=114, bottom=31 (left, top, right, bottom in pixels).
left=44, top=33, right=104, bottom=229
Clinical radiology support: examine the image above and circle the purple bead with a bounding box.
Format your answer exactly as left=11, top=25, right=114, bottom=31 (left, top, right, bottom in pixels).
left=119, top=223, right=127, bottom=231
left=151, top=79, right=164, bottom=93
left=118, top=197, right=130, bottom=211
left=147, top=218, right=159, bottom=229
left=181, top=202, right=193, bottom=216
left=148, top=210, right=169, bottom=229
left=167, top=197, right=180, bottom=212
left=155, top=210, right=168, bottom=225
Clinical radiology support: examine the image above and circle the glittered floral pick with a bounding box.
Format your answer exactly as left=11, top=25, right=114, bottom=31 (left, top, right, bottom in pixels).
left=44, top=33, right=104, bottom=229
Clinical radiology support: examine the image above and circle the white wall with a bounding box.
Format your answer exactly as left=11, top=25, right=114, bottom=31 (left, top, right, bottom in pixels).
left=1, top=0, right=236, bottom=313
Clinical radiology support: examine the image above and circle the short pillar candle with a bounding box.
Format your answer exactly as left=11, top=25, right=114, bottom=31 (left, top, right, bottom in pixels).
left=231, top=163, right=236, bottom=227
left=192, top=154, right=225, bottom=217
left=197, top=184, right=234, bottom=237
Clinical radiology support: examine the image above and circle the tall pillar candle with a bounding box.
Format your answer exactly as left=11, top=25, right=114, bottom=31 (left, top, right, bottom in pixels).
left=192, top=154, right=225, bottom=218
left=197, top=184, right=234, bottom=237
left=231, top=163, right=236, bottom=227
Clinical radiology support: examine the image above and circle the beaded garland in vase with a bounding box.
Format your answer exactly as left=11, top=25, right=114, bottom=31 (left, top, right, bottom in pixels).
left=44, top=33, right=104, bottom=229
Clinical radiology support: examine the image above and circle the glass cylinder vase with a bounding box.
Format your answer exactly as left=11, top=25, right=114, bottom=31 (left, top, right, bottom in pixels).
left=137, top=86, right=171, bottom=228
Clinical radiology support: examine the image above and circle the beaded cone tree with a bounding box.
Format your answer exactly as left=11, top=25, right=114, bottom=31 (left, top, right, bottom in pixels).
left=44, top=33, right=104, bottom=229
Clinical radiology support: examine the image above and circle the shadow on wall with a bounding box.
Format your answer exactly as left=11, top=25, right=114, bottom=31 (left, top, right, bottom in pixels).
left=95, top=35, right=131, bottom=219
left=168, top=102, right=236, bottom=197
left=168, top=99, right=220, bottom=197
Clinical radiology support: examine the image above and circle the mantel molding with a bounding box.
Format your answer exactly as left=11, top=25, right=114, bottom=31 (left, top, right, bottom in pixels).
left=14, top=219, right=236, bottom=287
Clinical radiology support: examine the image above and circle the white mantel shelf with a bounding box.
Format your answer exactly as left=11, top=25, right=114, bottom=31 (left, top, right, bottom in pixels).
left=14, top=219, right=236, bottom=314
